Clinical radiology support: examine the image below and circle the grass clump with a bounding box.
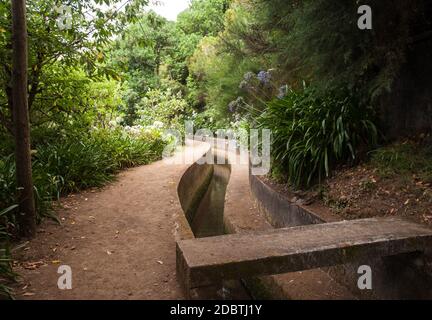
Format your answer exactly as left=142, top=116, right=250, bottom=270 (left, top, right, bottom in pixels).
left=254, top=86, right=378, bottom=188
left=371, top=140, right=432, bottom=183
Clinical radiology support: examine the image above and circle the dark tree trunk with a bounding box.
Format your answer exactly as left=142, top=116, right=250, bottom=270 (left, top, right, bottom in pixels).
left=11, top=0, right=36, bottom=238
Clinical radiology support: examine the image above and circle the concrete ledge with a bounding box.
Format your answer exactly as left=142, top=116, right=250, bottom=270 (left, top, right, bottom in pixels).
left=177, top=218, right=432, bottom=290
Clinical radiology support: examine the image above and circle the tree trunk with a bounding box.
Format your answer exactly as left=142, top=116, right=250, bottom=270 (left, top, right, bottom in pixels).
left=11, top=0, right=36, bottom=238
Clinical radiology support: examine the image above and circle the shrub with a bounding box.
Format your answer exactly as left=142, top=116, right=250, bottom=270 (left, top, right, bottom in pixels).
left=32, top=127, right=166, bottom=197
left=371, top=141, right=432, bottom=182
left=0, top=205, right=18, bottom=300
left=0, top=127, right=167, bottom=231
left=255, top=86, right=378, bottom=187
left=134, top=87, right=190, bottom=132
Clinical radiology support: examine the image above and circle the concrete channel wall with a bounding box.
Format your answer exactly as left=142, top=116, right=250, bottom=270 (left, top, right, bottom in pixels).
left=176, top=143, right=251, bottom=299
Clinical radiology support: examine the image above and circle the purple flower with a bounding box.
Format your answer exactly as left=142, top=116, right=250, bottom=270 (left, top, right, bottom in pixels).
left=257, top=71, right=271, bottom=85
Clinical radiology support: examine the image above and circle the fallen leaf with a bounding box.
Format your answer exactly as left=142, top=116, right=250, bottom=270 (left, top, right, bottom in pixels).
left=22, top=261, right=44, bottom=270
left=23, top=292, right=35, bottom=297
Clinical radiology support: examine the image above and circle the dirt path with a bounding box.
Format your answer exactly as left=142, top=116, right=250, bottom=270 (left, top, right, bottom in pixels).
left=11, top=140, right=354, bottom=300
left=12, top=143, right=209, bottom=300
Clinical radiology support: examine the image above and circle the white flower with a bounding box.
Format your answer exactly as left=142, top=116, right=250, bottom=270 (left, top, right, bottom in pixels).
left=153, top=121, right=164, bottom=129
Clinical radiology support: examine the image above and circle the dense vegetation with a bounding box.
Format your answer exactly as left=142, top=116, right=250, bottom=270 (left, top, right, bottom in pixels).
left=183, top=0, right=430, bottom=185
left=1, top=0, right=431, bottom=298
left=0, top=0, right=161, bottom=297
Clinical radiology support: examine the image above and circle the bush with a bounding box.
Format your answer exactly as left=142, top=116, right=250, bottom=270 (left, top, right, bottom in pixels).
left=134, top=87, right=190, bottom=132
left=255, top=86, right=378, bottom=187
left=0, top=127, right=167, bottom=229
left=0, top=205, right=18, bottom=300
left=371, top=141, right=432, bottom=182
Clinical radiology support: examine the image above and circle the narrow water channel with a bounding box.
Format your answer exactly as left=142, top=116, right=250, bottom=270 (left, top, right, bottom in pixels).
left=178, top=155, right=253, bottom=300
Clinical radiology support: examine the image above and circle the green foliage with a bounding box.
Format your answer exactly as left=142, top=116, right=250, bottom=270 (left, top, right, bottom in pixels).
left=29, top=66, right=123, bottom=133
left=1, top=0, right=150, bottom=132
left=0, top=205, right=18, bottom=300
left=0, top=127, right=167, bottom=231
left=134, top=86, right=189, bottom=131
left=108, top=11, right=194, bottom=128
left=233, top=0, right=429, bottom=100
left=110, top=0, right=232, bottom=126
left=0, top=156, right=16, bottom=210
left=187, top=0, right=432, bottom=128
left=188, top=36, right=262, bottom=126
left=110, top=12, right=174, bottom=82
left=163, top=32, right=202, bottom=85
left=371, top=141, right=432, bottom=182
left=254, top=87, right=378, bottom=187
left=177, top=0, right=230, bottom=37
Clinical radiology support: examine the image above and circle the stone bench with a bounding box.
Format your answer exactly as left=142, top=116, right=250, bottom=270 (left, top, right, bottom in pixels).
left=176, top=217, right=432, bottom=293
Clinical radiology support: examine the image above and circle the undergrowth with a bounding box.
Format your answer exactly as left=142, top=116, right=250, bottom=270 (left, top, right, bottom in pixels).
left=0, top=127, right=167, bottom=298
